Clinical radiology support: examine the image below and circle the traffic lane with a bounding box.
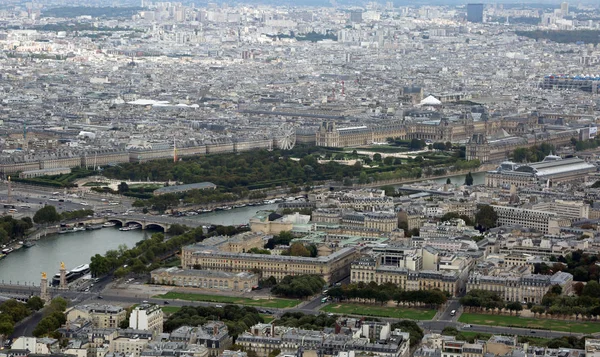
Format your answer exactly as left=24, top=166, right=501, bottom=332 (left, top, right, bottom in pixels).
left=439, top=299, right=461, bottom=321
left=303, top=295, right=326, bottom=311
left=10, top=310, right=43, bottom=338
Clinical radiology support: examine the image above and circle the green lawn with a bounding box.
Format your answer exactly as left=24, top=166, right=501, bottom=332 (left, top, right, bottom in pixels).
left=459, top=313, right=600, bottom=334
left=155, top=292, right=299, bottom=308
left=321, top=303, right=436, bottom=320
left=161, top=306, right=181, bottom=314
left=260, top=314, right=275, bottom=323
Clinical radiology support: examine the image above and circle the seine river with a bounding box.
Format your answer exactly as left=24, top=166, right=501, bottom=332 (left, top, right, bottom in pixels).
left=0, top=172, right=482, bottom=285
left=0, top=203, right=280, bottom=285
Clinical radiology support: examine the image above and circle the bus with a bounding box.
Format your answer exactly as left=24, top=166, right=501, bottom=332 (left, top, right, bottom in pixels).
left=8, top=209, right=17, bottom=214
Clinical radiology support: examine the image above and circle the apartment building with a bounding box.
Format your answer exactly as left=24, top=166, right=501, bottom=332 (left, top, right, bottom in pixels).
left=531, top=199, right=590, bottom=219
left=491, top=205, right=571, bottom=234
left=129, top=304, right=164, bottom=335
left=109, top=337, right=150, bottom=357
left=351, top=256, right=461, bottom=297
left=467, top=271, right=573, bottom=304
left=66, top=304, right=127, bottom=329
left=442, top=340, right=485, bottom=357
left=237, top=321, right=410, bottom=357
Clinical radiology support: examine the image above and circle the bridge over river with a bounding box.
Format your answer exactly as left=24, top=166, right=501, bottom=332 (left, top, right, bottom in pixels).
left=105, top=214, right=211, bottom=231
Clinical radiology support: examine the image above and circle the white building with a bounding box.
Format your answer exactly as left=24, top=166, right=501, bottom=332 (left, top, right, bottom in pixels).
left=129, top=304, right=164, bottom=335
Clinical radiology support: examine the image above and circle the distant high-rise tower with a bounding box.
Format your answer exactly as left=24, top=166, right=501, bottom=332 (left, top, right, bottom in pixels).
left=350, top=10, right=363, bottom=23
left=467, top=3, right=484, bottom=23
left=561, top=2, right=569, bottom=16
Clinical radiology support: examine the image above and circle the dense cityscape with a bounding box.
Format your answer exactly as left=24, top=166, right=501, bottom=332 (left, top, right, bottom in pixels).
left=3, top=1, right=600, bottom=357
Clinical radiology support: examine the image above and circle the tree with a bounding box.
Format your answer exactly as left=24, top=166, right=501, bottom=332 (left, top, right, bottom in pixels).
left=573, top=282, right=585, bottom=296
left=358, top=171, right=368, bottom=184
left=118, top=181, right=129, bottom=194
left=167, top=224, right=187, bottom=236
left=0, top=315, right=14, bottom=336
left=391, top=320, right=423, bottom=347
left=464, top=172, right=474, bottom=186
left=26, top=296, right=45, bottom=311
left=550, top=284, right=563, bottom=295
left=288, top=243, right=311, bottom=257
left=582, top=281, right=600, bottom=297
left=373, top=153, right=382, bottom=162
left=474, top=205, right=497, bottom=231
left=90, top=254, right=110, bottom=277
left=506, top=301, right=523, bottom=315
left=531, top=305, right=546, bottom=318
left=33, top=205, right=60, bottom=224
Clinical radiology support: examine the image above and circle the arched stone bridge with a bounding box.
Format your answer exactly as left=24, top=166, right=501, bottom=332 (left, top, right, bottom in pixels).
left=106, top=214, right=208, bottom=232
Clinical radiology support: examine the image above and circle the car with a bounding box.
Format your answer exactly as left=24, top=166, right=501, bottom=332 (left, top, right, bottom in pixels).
left=164, top=301, right=170, bottom=305
left=97, top=296, right=103, bottom=299
left=327, top=313, right=334, bottom=317
left=215, top=305, right=223, bottom=308
left=142, top=300, right=149, bottom=304
left=463, top=324, right=471, bottom=328
left=530, top=331, right=536, bottom=334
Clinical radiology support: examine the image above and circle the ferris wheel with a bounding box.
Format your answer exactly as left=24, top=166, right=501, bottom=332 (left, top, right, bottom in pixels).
left=276, top=125, right=296, bottom=150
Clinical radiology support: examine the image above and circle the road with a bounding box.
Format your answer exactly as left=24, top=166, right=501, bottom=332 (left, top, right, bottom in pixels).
left=0, top=182, right=134, bottom=218
left=0, top=282, right=587, bottom=340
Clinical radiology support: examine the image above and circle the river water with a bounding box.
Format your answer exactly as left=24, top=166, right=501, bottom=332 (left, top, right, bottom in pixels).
left=0, top=203, right=280, bottom=284
left=432, top=171, right=485, bottom=186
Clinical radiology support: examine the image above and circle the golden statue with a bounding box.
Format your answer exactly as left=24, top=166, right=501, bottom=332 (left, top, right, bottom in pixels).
left=60, top=262, right=65, bottom=270
left=42, top=272, right=47, bottom=279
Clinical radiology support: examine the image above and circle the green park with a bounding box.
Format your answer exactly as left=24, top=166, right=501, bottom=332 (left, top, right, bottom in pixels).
left=458, top=313, right=600, bottom=334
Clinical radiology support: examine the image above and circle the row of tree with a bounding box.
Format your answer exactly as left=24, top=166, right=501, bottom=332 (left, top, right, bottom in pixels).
left=460, top=290, right=523, bottom=314
left=512, top=143, right=555, bottom=163
left=326, top=282, right=448, bottom=307
left=539, top=250, right=600, bottom=282
left=164, top=305, right=263, bottom=339
left=277, top=312, right=337, bottom=330
left=271, top=275, right=325, bottom=299
left=90, top=225, right=248, bottom=278
left=32, top=205, right=93, bottom=224
left=0, top=297, right=45, bottom=336
left=0, top=216, right=34, bottom=245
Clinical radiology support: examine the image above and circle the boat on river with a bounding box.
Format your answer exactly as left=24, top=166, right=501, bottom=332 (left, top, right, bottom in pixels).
left=102, top=222, right=116, bottom=228
left=119, top=224, right=142, bottom=231
left=58, top=227, right=85, bottom=234
left=51, top=264, right=90, bottom=286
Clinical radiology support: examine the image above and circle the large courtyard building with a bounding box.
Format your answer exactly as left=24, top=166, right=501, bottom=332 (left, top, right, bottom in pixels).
left=181, top=244, right=359, bottom=283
